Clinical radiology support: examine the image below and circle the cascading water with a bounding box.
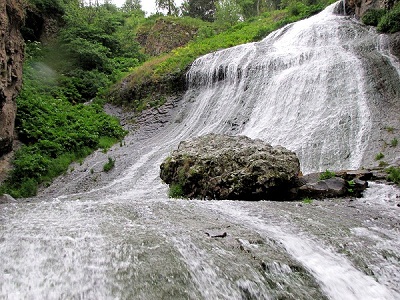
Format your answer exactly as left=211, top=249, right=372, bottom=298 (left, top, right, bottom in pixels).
left=184, top=4, right=400, bottom=173
left=1, top=3, right=400, bottom=299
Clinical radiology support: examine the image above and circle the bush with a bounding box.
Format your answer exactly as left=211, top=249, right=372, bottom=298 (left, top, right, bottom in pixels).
left=362, top=9, right=386, bottom=26
left=375, top=152, right=385, bottom=160
left=386, top=166, right=400, bottom=184
left=103, top=157, right=116, bottom=172
left=0, top=64, right=126, bottom=197
left=377, top=3, right=400, bottom=33
left=28, top=0, right=65, bottom=14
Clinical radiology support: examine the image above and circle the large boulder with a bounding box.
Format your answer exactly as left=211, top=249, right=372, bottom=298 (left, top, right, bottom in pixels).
left=160, top=134, right=300, bottom=200
left=0, top=0, right=24, bottom=156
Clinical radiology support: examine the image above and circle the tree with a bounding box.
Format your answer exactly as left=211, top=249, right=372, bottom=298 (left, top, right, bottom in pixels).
left=215, top=0, right=242, bottom=26
left=156, top=0, right=176, bottom=15
left=122, top=0, right=142, bottom=12
left=235, top=0, right=258, bottom=18
left=182, top=0, right=216, bottom=21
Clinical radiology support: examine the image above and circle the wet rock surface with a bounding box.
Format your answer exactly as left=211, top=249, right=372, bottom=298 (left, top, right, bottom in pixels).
left=160, top=134, right=301, bottom=200
left=0, top=193, right=16, bottom=204
left=298, top=171, right=369, bottom=199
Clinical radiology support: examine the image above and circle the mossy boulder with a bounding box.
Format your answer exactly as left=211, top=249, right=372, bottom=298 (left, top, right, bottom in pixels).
left=160, top=134, right=301, bottom=200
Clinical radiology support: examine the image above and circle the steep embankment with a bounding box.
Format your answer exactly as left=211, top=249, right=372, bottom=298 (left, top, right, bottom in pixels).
left=347, top=0, right=400, bottom=55
left=0, top=0, right=24, bottom=157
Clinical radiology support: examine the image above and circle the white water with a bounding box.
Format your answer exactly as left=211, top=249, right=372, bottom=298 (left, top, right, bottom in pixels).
left=186, top=4, right=375, bottom=173
left=2, top=3, right=400, bottom=299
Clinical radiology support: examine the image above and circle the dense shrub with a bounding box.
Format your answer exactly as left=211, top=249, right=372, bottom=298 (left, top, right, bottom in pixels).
left=363, top=3, right=400, bottom=33
left=0, top=58, right=126, bottom=198
left=377, top=6, right=400, bottom=33
left=386, top=166, right=400, bottom=184
left=362, top=9, right=386, bottom=26
left=28, top=0, right=64, bottom=14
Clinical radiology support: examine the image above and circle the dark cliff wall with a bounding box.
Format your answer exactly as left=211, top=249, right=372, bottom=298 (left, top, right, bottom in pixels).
left=0, top=0, right=24, bottom=157
left=346, top=0, right=391, bottom=18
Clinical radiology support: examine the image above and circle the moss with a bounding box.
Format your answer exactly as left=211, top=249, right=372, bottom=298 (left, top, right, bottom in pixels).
left=168, top=183, right=185, bottom=198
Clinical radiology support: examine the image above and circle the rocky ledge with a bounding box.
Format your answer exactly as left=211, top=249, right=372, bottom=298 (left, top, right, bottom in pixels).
left=160, top=134, right=370, bottom=201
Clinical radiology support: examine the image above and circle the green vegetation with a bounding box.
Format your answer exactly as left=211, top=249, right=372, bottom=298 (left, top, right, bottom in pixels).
left=302, top=197, right=313, bottom=204
left=319, top=169, right=336, bottom=180
left=168, top=183, right=185, bottom=198
left=379, top=161, right=389, bottom=167
left=0, top=41, right=126, bottom=198
left=1, top=0, right=335, bottom=198
left=377, top=2, right=400, bottom=33
left=361, top=9, right=386, bottom=26
left=375, top=152, right=385, bottom=161
left=386, top=166, right=400, bottom=184
left=111, top=2, right=329, bottom=111
left=391, top=138, right=398, bottom=147
left=347, top=180, right=355, bottom=194
left=385, top=126, right=395, bottom=133
left=103, top=157, right=116, bottom=172
left=362, top=2, right=400, bottom=33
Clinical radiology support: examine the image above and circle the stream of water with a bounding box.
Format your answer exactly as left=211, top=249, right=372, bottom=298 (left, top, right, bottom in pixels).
left=1, top=2, right=400, bottom=299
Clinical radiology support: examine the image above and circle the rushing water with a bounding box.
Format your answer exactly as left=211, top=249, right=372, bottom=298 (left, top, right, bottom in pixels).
left=2, top=2, right=400, bottom=299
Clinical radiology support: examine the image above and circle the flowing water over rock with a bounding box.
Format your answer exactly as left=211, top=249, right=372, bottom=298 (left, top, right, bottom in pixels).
left=1, top=3, right=400, bottom=299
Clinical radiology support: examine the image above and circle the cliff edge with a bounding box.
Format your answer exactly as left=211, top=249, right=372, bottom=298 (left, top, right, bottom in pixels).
left=0, top=0, right=24, bottom=157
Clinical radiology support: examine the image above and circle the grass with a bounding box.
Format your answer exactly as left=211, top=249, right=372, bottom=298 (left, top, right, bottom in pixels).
left=375, top=152, right=385, bottom=161
left=103, top=157, right=116, bottom=172
left=386, top=166, right=400, bottom=184
left=347, top=180, right=355, bottom=194
left=385, top=126, right=395, bottom=133
left=391, top=138, right=398, bottom=147
left=302, top=197, right=313, bottom=204
left=379, top=161, right=389, bottom=167
left=319, top=169, right=336, bottom=180
left=110, top=3, right=328, bottom=111
left=168, top=183, right=184, bottom=198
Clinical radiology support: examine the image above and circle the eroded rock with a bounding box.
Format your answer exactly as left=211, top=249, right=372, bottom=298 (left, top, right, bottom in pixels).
left=0, top=0, right=24, bottom=156
left=160, top=134, right=300, bottom=200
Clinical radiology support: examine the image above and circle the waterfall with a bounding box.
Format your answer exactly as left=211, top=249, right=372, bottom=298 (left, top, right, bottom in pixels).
left=1, top=3, right=400, bottom=299
left=183, top=2, right=400, bottom=173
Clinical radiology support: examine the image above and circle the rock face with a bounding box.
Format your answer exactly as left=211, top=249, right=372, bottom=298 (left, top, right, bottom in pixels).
left=0, top=0, right=24, bottom=157
left=136, top=18, right=198, bottom=56
left=160, top=134, right=301, bottom=200
left=346, top=0, right=397, bottom=18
